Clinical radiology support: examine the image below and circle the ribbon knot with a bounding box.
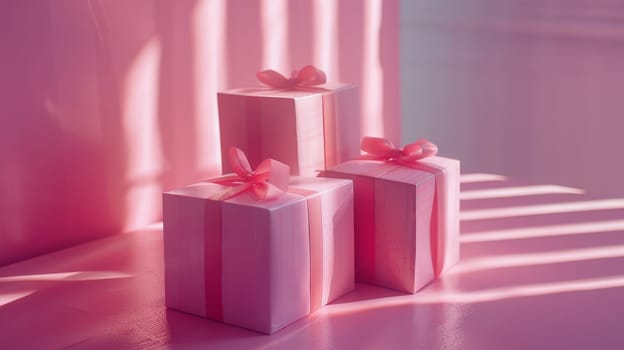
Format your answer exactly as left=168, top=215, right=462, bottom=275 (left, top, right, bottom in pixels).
left=211, top=147, right=290, bottom=200
left=256, top=65, right=326, bottom=89
left=360, top=136, right=438, bottom=165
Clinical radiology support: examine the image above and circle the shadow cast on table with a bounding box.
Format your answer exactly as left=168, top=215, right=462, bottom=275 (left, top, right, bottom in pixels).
left=156, top=174, right=624, bottom=349
left=3, top=174, right=624, bottom=349
left=0, top=274, right=142, bottom=349
left=0, top=227, right=163, bottom=311
left=159, top=279, right=624, bottom=350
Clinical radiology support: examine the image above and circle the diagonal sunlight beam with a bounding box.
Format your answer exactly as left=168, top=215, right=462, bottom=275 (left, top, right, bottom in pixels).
left=432, top=275, right=624, bottom=304
left=454, top=245, right=624, bottom=274
left=461, top=198, right=624, bottom=221
left=460, top=173, right=508, bottom=184
left=0, top=271, right=133, bottom=307
left=461, top=219, right=624, bottom=243
left=0, top=271, right=133, bottom=282
left=324, top=275, right=624, bottom=315
left=460, top=185, right=584, bottom=201
left=0, top=290, right=36, bottom=307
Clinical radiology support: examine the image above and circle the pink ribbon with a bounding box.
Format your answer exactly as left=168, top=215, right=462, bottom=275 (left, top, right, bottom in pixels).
left=211, top=147, right=290, bottom=200
left=256, top=65, right=327, bottom=89
left=359, top=136, right=438, bottom=165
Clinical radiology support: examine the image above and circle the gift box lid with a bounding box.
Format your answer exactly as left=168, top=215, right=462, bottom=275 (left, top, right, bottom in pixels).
left=324, top=159, right=395, bottom=177
left=378, top=164, right=440, bottom=186
left=165, top=176, right=353, bottom=211
left=218, top=83, right=355, bottom=99
left=288, top=176, right=352, bottom=194
left=165, top=181, right=305, bottom=211
left=324, top=158, right=451, bottom=187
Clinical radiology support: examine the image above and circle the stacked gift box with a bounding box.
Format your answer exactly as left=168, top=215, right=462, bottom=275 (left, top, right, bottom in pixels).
left=163, top=65, right=460, bottom=334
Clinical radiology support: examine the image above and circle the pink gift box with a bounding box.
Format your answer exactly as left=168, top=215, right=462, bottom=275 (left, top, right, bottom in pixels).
left=217, top=84, right=360, bottom=176
left=163, top=176, right=354, bottom=334
left=320, top=156, right=460, bottom=293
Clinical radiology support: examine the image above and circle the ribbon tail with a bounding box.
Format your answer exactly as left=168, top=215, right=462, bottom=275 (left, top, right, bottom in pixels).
left=292, top=85, right=330, bottom=92
left=357, top=154, right=388, bottom=161
left=217, top=183, right=253, bottom=201
left=255, top=159, right=290, bottom=193
left=209, top=174, right=246, bottom=187
left=262, top=182, right=287, bottom=200
left=252, top=181, right=287, bottom=200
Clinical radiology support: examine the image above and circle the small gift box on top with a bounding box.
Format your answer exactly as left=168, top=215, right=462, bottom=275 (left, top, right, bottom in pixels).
left=163, top=148, right=354, bottom=334
left=320, top=137, right=460, bottom=293
left=218, top=65, right=360, bottom=176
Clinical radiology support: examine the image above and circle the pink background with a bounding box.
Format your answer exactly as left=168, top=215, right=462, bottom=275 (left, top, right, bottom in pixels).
left=3, top=2, right=623, bottom=347
left=401, top=0, right=624, bottom=196
left=0, top=0, right=400, bottom=266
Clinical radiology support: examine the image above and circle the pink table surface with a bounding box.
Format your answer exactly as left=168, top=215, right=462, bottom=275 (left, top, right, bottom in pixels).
left=2, top=174, right=624, bottom=349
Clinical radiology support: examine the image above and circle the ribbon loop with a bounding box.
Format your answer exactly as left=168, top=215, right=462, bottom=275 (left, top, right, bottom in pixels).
left=359, top=136, right=438, bottom=165
left=257, top=65, right=327, bottom=89
left=211, top=147, right=290, bottom=200
left=229, top=147, right=254, bottom=180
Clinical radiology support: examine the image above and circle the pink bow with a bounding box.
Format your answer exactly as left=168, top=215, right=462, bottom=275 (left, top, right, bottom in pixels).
left=360, top=136, right=438, bottom=165
left=211, top=147, right=290, bottom=200
left=256, top=65, right=326, bottom=89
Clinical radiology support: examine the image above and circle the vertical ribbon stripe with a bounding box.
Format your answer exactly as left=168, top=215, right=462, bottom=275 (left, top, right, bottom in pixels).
left=355, top=176, right=377, bottom=284
left=403, top=161, right=446, bottom=277
left=289, top=187, right=324, bottom=312
left=307, top=195, right=324, bottom=312
left=429, top=187, right=440, bottom=276
left=321, top=93, right=338, bottom=169
left=320, top=169, right=381, bottom=285
left=205, top=200, right=223, bottom=321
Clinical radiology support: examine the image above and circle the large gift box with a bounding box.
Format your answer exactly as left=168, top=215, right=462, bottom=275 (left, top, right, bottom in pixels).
left=218, top=65, right=360, bottom=176
left=320, top=137, right=460, bottom=293
left=163, top=148, right=354, bottom=334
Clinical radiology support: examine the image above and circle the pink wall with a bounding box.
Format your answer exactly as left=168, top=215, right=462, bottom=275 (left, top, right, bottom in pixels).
left=401, top=1, right=624, bottom=196
left=0, top=0, right=400, bottom=266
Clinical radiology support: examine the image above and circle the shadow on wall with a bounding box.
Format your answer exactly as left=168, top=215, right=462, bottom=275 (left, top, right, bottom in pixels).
left=0, top=0, right=400, bottom=266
